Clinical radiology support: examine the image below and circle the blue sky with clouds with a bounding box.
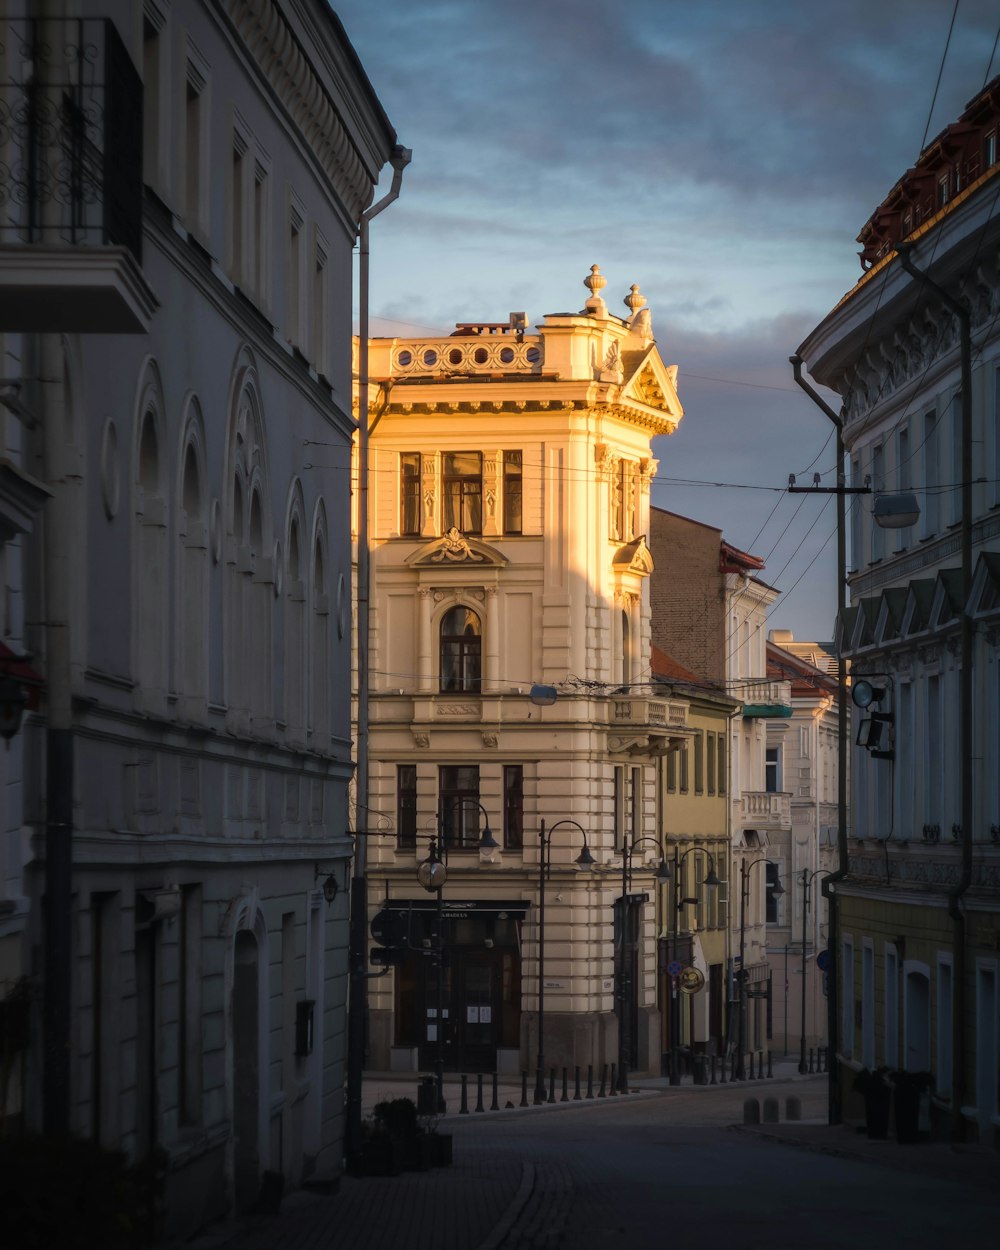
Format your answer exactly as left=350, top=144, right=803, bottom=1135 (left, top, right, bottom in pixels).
left=337, top=0, right=999, bottom=642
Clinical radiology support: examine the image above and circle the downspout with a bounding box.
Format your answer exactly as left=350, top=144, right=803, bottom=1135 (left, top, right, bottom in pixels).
left=895, top=243, right=972, bottom=1137
left=790, top=355, right=848, bottom=1125
left=346, top=144, right=411, bottom=1166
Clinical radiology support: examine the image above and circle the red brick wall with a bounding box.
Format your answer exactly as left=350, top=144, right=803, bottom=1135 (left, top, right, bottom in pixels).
left=649, top=507, right=726, bottom=683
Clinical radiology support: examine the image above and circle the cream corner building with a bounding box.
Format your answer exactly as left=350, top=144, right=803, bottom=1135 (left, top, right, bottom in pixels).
left=354, top=269, right=685, bottom=1077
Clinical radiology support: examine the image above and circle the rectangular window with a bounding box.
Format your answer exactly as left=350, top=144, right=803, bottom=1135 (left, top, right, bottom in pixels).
left=986, top=130, right=998, bottom=169
left=179, top=885, right=202, bottom=1125
left=765, top=746, right=780, bottom=794
left=923, top=411, right=939, bottom=538
left=397, top=764, right=417, bottom=849
left=850, top=455, right=863, bottom=571
left=717, top=733, right=726, bottom=795
left=630, top=767, right=641, bottom=845
left=951, top=393, right=963, bottom=526
left=938, top=173, right=950, bottom=207
left=884, top=944, right=899, bottom=1068
left=287, top=203, right=303, bottom=347
left=666, top=747, right=677, bottom=793
left=862, top=941, right=875, bottom=1069
left=706, top=733, right=716, bottom=796
left=503, top=451, right=523, bottom=534
left=765, top=861, right=781, bottom=924
left=231, top=135, right=246, bottom=283
left=871, top=443, right=885, bottom=562
left=613, top=765, right=625, bottom=850
left=842, top=936, right=855, bottom=1058
left=312, top=236, right=328, bottom=375
left=443, top=452, right=483, bottom=533
left=936, top=957, right=953, bottom=1098
left=439, top=765, right=480, bottom=850
left=503, top=765, right=523, bottom=849
left=253, top=160, right=269, bottom=304
left=185, top=72, right=203, bottom=230
left=679, top=742, right=689, bottom=794
left=694, top=733, right=704, bottom=794
left=400, top=453, right=421, bottom=535
left=142, top=17, right=162, bottom=190
left=896, top=424, right=911, bottom=551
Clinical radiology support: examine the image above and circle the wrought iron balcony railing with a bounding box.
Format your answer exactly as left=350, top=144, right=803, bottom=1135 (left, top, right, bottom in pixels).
left=0, top=17, right=142, bottom=262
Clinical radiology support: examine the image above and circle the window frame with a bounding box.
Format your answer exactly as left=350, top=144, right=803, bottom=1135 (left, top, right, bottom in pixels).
left=503, top=450, right=522, bottom=535
left=400, top=452, right=422, bottom=536
left=439, top=604, right=482, bottom=694
left=442, top=451, right=483, bottom=534
left=439, top=764, right=481, bottom=851
left=397, top=763, right=417, bottom=850
left=503, top=764, right=524, bottom=849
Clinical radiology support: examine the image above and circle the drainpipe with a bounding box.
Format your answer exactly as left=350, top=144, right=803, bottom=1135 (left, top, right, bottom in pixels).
left=789, top=355, right=848, bottom=1125
left=895, top=243, right=972, bottom=1137
left=345, top=144, right=411, bottom=1166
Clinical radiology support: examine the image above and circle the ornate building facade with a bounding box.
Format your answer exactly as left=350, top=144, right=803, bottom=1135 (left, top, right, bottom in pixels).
left=356, top=269, right=685, bottom=1079
left=798, top=76, right=1000, bottom=1141
left=0, top=1, right=396, bottom=1233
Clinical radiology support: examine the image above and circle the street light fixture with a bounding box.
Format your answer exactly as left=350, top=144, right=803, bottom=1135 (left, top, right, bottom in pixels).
left=617, top=836, right=671, bottom=1094
left=419, top=801, right=497, bottom=1112
left=798, top=868, right=831, bottom=1074
left=535, top=818, right=595, bottom=1105
left=666, top=847, right=720, bottom=1085
left=737, top=857, right=783, bottom=1080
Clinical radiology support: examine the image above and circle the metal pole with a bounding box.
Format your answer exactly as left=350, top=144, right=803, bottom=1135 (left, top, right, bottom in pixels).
left=737, top=861, right=747, bottom=1079
left=435, top=848, right=445, bottom=1112
left=669, top=847, right=680, bottom=1085
left=799, top=870, right=809, bottom=1073
left=617, top=845, right=629, bottom=1093
left=535, top=820, right=547, bottom=1105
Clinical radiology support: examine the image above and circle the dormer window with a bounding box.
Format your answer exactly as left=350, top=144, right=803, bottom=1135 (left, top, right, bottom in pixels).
left=938, top=173, right=950, bottom=207
left=986, top=130, right=997, bottom=169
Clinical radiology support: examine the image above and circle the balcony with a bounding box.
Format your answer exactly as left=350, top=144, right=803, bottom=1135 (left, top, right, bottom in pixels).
left=0, top=18, right=155, bottom=333
left=740, top=791, right=791, bottom=829
left=731, top=679, right=791, bottom=719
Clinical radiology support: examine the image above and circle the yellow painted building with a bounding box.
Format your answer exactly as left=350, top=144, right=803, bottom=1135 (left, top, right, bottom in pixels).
left=353, top=269, right=690, bottom=1079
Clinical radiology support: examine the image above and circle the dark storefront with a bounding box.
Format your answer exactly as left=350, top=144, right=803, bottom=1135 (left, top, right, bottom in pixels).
left=384, top=900, right=526, bottom=1073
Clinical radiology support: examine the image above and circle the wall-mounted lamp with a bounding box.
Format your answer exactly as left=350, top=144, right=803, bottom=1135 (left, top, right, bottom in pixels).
left=314, top=864, right=339, bottom=904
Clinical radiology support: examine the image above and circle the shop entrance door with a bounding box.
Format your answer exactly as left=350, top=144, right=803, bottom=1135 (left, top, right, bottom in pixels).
left=452, top=951, right=499, bottom=1073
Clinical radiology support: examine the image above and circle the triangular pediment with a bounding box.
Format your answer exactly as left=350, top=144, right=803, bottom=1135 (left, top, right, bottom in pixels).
left=406, top=528, right=508, bottom=568
left=612, top=535, right=654, bottom=576
left=619, top=346, right=683, bottom=428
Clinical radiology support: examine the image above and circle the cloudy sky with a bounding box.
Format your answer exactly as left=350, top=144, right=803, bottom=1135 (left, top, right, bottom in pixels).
left=338, top=0, right=999, bottom=643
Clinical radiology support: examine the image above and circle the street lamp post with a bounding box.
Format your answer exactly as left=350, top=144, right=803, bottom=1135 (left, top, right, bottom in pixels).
left=668, top=848, right=721, bottom=1086
left=737, top=857, right=783, bottom=1080
left=798, top=868, right=831, bottom=1074
left=535, top=819, right=595, bottom=1105
left=419, top=802, right=498, bottom=1111
left=617, top=836, right=671, bottom=1094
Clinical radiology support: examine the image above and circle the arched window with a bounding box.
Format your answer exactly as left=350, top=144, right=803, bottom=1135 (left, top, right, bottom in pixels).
left=133, top=375, right=168, bottom=709
left=440, top=605, right=481, bottom=693
left=178, top=425, right=208, bottom=715
left=284, top=510, right=306, bottom=741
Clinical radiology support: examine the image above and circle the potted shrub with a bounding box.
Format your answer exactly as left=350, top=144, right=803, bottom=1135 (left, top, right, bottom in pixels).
left=372, top=1097, right=431, bottom=1172
left=419, top=1110, right=453, bottom=1168
left=852, top=1067, right=892, bottom=1139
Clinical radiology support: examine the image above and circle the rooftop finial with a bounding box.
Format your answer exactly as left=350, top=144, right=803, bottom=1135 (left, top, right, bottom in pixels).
left=583, top=264, right=608, bottom=314
left=624, top=284, right=647, bottom=315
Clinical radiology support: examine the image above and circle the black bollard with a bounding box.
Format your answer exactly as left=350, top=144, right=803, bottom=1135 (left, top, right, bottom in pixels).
left=609, top=1063, right=617, bottom=1096
left=475, top=1073, right=484, bottom=1112
left=598, top=1063, right=607, bottom=1097
left=460, top=1074, right=469, bottom=1114
left=574, top=1065, right=582, bottom=1100
left=520, top=1071, right=529, bottom=1108
left=491, top=1072, right=499, bottom=1111
left=561, top=1067, right=569, bottom=1102
left=587, top=1064, right=594, bottom=1099
left=548, top=1067, right=556, bottom=1104
left=720, top=1054, right=727, bottom=1084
